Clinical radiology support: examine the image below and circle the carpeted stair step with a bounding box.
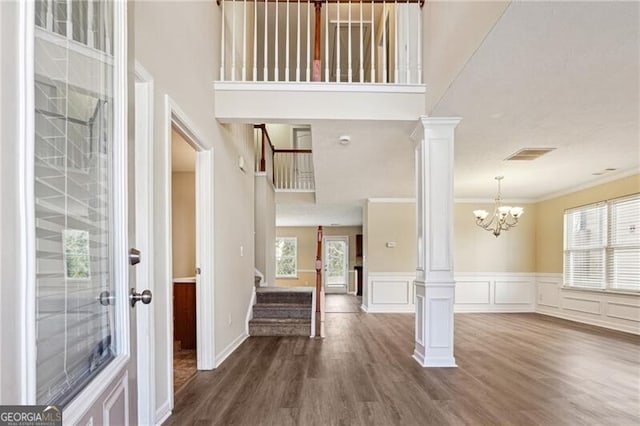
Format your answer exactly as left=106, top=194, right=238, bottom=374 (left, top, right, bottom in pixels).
left=253, top=303, right=312, bottom=319
left=256, top=288, right=312, bottom=305
left=248, top=318, right=311, bottom=336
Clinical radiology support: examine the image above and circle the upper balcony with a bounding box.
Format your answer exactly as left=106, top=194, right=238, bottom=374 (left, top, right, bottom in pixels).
left=213, top=0, right=427, bottom=122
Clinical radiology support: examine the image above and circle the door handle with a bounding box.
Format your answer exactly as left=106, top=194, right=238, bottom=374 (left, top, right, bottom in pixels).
left=130, top=288, right=152, bottom=307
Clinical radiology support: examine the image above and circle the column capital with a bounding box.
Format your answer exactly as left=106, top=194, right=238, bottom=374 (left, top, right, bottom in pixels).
left=411, top=116, right=462, bottom=145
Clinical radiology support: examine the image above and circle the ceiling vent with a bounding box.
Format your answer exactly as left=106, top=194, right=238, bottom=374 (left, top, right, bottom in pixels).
left=505, top=148, right=556, bottom=161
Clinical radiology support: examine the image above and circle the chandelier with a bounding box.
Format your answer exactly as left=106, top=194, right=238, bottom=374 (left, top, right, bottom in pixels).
left=473, top=176, right=524, bottom=237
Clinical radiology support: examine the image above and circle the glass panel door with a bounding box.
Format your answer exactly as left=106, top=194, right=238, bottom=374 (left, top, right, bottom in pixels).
left=324, top=237, right=349, bottom=293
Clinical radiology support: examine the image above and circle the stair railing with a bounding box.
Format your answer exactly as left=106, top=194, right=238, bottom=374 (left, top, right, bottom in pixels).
left=254, top=124, right=315, bottom=191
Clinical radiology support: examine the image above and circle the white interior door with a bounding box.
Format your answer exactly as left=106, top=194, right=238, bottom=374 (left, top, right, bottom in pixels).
left=323, top=236, right=349, bottom=294
left=32, top=1, right=144, bottom=424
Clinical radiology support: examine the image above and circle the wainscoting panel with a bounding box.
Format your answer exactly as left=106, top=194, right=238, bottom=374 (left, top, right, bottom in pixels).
left=562, top=296, right=602, bottom=315
left=495, top=280, right=535, bottom=305
left=535, top=274, right=640, bottom=335
left=537, top=280, right=561, bottom=308
left=365, top=273, right=415, bottom=313
left=454, top=273, right=536, bottom=312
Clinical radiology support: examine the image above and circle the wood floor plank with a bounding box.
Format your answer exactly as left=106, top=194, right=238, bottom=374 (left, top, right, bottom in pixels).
left=167, top=305, right=640, bottom=425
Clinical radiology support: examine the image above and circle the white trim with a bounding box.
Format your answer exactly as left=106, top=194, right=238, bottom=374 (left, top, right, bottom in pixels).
left=155, top=401, right=172, bottom=426
left=63, top=356, right=130, bottom=425
left=214, top=333, right=249, bottom=368
left=245, top=287, right=256, bottom=335
left=213, top=81, right=426, bottom=93
left=367, top=197, right=416, bottom=203
left=134, top=62, right=155, bottom=426
left=21, top=0, right=37, bottom=404
left=310, top=287, right=317, bottom=338
left=275, top=189, right=316, bottom=193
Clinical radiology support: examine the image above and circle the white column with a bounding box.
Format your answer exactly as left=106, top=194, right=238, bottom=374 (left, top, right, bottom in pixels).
left=412, top=116, right=461, bottom=368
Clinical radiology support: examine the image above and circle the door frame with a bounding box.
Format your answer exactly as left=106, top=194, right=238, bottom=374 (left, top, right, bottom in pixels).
left=134, top=61, right=156, bottom=426
left=162, top=96, right=215, bottom=412
left=323, top=236, right=350, bottom=294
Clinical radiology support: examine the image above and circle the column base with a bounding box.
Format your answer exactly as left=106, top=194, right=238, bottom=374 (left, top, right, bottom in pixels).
left=413, top=350, right=457, bottom=368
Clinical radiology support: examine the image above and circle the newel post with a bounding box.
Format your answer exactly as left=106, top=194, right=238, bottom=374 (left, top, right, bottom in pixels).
left=412, top=116, right=461, bottom=367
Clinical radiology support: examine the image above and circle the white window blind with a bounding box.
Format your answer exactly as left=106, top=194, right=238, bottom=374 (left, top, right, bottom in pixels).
left=275, top=237, right=297, bottom=278
left=608, top=195, right=640, bottom=291
left=564, top=203, right=607, bottom=289
left=34, top=0, right=116, bottom=406
left=564, top=195, right=640, bottom=292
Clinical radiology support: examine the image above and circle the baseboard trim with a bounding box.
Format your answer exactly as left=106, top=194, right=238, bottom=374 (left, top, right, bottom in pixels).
left=365, top=305, right=415, bottom=313
left=360, top=304, right=368, bottom=313
left=156, top=401, right=172, bottom=425
left=215, top=332, right=249, bottom=368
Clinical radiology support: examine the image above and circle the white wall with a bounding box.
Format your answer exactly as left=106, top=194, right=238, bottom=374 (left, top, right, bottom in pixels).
left=135, top=2, right=255, bottom=421
left=255, top=174, right=276, bottom=286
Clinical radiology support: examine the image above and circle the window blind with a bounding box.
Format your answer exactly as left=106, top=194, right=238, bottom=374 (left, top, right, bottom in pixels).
left=608, top=195, right=640, bottom=291
left=35, top=0, right=116, bottom=407
left=564, top=203, right=607, bottom=289
left=564, top=195, right=640, bottom=292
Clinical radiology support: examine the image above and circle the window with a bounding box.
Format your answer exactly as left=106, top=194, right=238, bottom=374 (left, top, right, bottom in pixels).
left=275, top=237, right=297, bottom=278
left=564, top=194, right=640, bottom=292
left=34, top=0, right=117, bottom=406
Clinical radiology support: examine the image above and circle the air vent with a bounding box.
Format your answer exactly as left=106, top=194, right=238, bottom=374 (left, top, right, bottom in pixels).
left=505, top=148, right=556, bottom=161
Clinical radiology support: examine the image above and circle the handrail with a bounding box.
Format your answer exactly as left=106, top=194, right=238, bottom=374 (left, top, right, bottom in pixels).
left=273, top=148, right=312, bottom=154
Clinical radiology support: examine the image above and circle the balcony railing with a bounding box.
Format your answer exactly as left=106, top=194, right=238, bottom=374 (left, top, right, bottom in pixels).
left=219, top=0, right=423, bottom=84
left=254, top=124, right=315, bottom=191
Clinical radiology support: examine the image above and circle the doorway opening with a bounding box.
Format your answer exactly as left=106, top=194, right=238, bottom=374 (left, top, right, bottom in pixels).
left=170, top=126, right=198, bottom=393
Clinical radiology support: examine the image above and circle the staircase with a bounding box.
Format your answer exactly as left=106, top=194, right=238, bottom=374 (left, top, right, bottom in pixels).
left=249, top=287, right=313, bottom=336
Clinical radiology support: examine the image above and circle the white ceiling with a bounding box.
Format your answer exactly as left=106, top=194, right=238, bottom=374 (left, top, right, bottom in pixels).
left=434, top=1, right=640, bottom=199
left=276, top=1, right=640, bottom=226
left=276, top=203, right=363, bottom=227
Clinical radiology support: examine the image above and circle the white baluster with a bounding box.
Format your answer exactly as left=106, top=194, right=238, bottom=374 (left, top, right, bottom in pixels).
left=394, top=0, right=398, bottom=83
left=253, top=0, right=258, bottom=81
left=417, top=2, right=422, bottom=84
left=286, top=0, right=290, bottom=82
left=275, top=0, right=279, bottom=81
left=370, top=0, right=375, bottom=83
left=336, top=0, right=340, bottom=82
left=306, top=0, right=311, bottom=81
left=325, top=0, right=329, bottom=82
left=221, top=0, right=226, bottom=80
left=296, top=0, right=301, bottom=82
left=242, top=0, right=247, bottom=81
left=264, top=0, right=268, bottom=81
left=406, top=0, right=410, bottom=83
left=348, top=1, right=352, bottom=83
left=359, top=2, right=363, bottom=83
left=383, top=0, right=387, bottom=83
left=232, top=0, right=236, bottom=81
left=66, top=0, right=72, bottom=39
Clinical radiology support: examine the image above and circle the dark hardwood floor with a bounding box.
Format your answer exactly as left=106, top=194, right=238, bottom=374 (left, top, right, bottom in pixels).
left=166, top=312, right=640, bottom=425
